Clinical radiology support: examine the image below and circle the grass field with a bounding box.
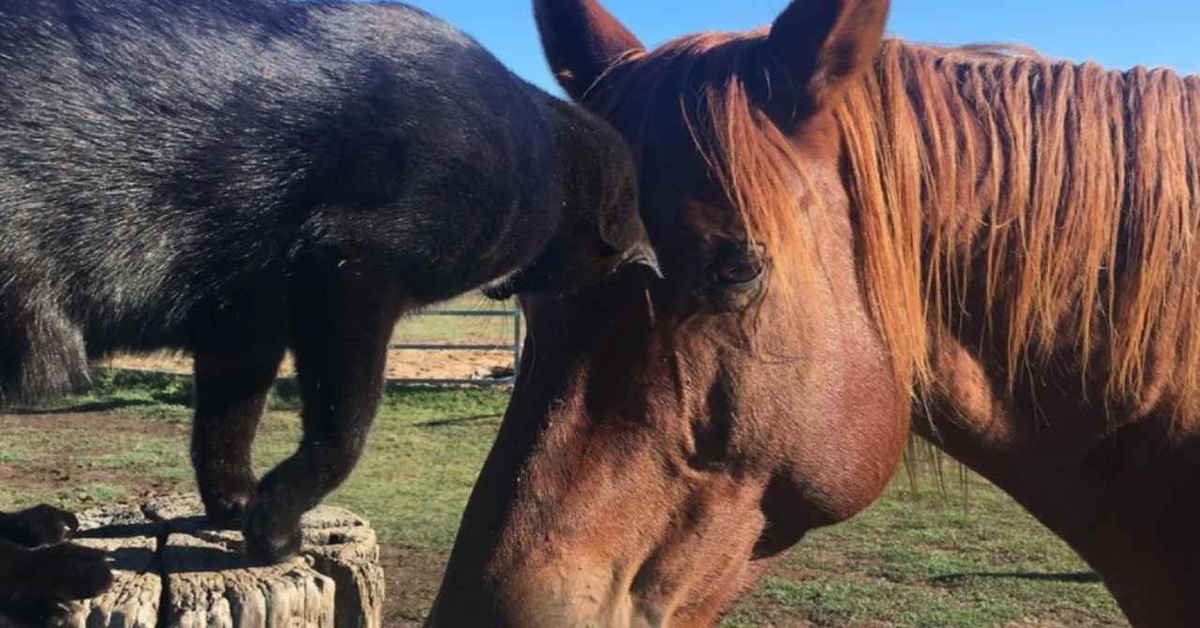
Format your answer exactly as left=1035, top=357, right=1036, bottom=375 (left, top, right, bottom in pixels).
left=398, top=294, right=522, bottom=345
left=0, top=371, right=1128, bottom=627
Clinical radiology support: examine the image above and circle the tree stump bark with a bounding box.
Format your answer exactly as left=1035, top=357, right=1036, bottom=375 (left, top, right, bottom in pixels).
left=0, top=495, right=384, bottom=628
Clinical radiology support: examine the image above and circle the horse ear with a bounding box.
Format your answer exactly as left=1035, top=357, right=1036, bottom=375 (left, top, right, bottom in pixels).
left=761, top=0, right=889, bottom=128
left=534, top=0, right=645, bottom=102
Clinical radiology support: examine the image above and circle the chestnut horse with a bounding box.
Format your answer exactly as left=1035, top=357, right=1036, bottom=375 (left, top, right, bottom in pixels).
left=429, top=0, right=1200, bottom=626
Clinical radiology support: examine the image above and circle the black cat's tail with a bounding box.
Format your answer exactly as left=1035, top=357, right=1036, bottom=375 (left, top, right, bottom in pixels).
left=0, top=302, right=91, bottom=407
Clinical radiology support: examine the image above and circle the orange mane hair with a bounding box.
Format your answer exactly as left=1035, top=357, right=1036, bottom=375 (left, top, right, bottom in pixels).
left=589, top=35, right=1200, bottom=414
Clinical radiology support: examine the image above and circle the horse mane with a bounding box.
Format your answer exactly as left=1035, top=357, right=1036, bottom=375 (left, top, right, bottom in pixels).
left=840, top=41, right=1200, bottom=414
left=587, top=33, right=1200, bottom=414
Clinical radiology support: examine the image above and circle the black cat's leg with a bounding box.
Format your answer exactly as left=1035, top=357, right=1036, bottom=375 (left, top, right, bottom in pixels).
left=0, top=505, right=79, bottom=547
left=192, top=344, right=286, bottom=528
left=242, top=266, right=405, bottom=563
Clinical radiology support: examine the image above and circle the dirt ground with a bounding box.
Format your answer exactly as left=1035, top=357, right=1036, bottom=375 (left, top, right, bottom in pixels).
left=103, top=303, right=521, bottom=381
left=104, top=347, right=513, bottom=382
left=0, top=411, right=183, bottom=504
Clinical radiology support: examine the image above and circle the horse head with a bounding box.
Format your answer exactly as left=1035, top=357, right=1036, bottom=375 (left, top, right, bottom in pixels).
left=429, top=1, right=913, bottom=625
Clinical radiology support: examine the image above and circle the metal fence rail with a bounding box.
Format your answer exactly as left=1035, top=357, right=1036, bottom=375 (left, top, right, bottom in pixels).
left=388, top=308, right=522, bottom=387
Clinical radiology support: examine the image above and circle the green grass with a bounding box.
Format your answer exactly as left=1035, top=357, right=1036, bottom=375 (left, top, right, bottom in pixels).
left=0, top=443, right=32, bottom=463
left=720, top=482, right=1125, bottom=627
left=0, top=370, right=506, bottom=550
left=0, top=370, right=1127, bottom=627
left=395, top=294, right=521, bottom=345
left=261, top=386, right=508, bottom=548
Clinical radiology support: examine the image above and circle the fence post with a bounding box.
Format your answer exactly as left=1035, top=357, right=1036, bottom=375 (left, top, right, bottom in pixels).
left=512, top=306, right=523, bottom=378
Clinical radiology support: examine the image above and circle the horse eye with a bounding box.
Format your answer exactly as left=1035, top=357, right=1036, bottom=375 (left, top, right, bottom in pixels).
left=713, top=249, right=766, bottom=287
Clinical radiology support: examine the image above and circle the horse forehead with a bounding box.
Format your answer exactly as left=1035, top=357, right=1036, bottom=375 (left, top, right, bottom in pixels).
left=679, top=198, right=746, bottom=240
left=636, top=152, right=745, bottom=239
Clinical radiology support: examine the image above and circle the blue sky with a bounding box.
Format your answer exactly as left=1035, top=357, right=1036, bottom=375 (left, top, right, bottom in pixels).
left=398, top=0, right=1199, bottom=95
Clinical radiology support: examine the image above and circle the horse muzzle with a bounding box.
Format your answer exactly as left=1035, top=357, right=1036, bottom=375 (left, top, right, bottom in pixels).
left=424, top=562, right=671, bottom=628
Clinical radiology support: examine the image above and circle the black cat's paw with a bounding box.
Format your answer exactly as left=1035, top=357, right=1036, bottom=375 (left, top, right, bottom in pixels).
left=199, top=473, right=257, bottom=530
left=0, top=505, right=80, bottom=548
left=201, top=488, right=254, bottom=530
left=242, top=503, right=302, bottom=565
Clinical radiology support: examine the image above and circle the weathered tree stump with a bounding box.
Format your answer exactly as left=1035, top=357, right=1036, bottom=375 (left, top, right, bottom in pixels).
left=0, top=495, right=384, bottom=628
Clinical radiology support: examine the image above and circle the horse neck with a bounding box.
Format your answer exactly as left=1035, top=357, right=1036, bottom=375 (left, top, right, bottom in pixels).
left=883, top=47, right=1200, bottom=568
left=855, top=45, right=1200, bottom=623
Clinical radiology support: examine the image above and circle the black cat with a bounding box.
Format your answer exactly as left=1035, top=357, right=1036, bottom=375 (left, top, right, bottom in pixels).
left=0, top=0, right=655, bottom=612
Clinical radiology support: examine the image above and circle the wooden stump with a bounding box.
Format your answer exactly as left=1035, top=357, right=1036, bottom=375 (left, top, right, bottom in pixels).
left=1, top=495, right=384, bottom=628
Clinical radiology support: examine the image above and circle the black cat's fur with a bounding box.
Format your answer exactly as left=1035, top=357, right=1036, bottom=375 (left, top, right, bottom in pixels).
left=0, top=0, right=651, bottom=612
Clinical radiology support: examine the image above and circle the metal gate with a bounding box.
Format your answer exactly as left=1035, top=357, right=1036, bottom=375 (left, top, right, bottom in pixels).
left=389, top=307, right=522, bottom=387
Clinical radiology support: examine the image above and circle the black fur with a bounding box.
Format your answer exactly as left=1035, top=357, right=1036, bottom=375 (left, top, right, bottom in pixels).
left=0, top=505, right=79, bottom=548
left=0, top=0, right=647, bottom=607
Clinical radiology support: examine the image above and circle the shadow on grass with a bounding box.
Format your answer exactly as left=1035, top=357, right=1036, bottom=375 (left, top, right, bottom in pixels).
left=415, top=414, right=502, bottom=428
left=14, top=368, right=511, bottom=415
left=932, top=571, right=1101, bottom=585
left=4, top=399, right=162, bottom=416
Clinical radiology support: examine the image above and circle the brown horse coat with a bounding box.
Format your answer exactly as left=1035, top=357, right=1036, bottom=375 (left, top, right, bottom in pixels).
left=430, top=1, right=1200, bottom=626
